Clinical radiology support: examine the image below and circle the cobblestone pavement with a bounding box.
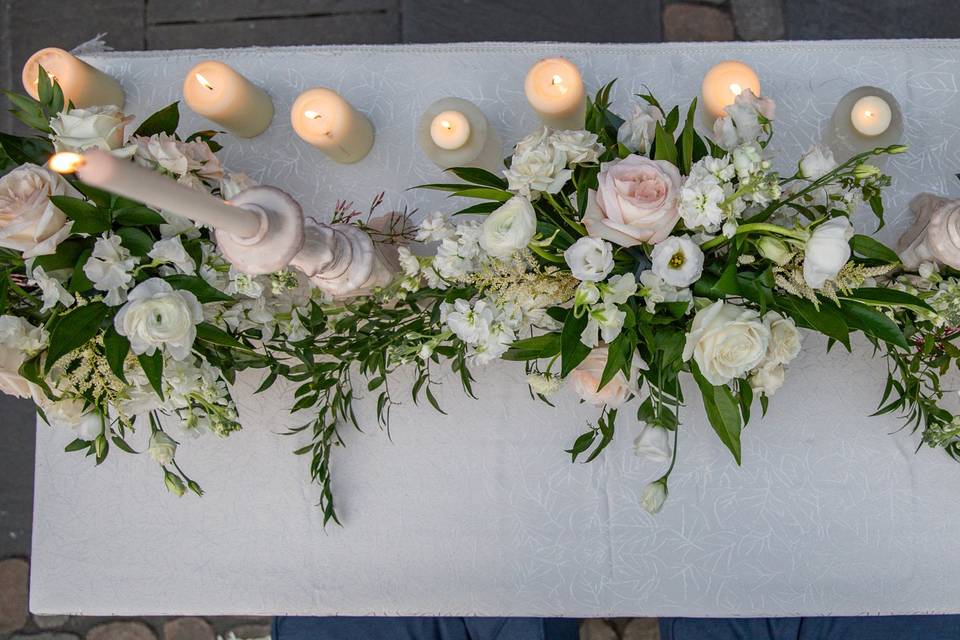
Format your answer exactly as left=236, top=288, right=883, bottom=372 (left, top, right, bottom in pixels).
left=1, top=1, right=957, bottom=639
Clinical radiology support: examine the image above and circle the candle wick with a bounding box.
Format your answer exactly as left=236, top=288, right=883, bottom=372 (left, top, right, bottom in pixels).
left=195, top=72, right=214, bottom=91
left=864, top=110, right=873, bottom=117
left=441, top=120, right=451, bottom=130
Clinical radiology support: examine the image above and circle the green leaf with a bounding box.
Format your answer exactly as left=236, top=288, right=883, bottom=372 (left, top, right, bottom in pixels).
left=839, top=299, right=909, bottom=348
left=44, top=302, right=109, bottom=372
left=449, top=187, right=512, bottom=202
left=559, top=311, right=591, bottom=377
left=134, top=102, right=180, bottom=137
left=446, top=167, right=507, bottom=188
left=113, top=205, right=166, bottom=226
left=691, top=361, right=742, bottom=465
left=679, top=98, right=698, bottom=174
left=851, top=234, right=900, bottom=263
left=196, top=322, right=245, bottom=349
left=115, top=227, right=154, bottom=256
left=0, top=132, right=54, bottom=167
left=503, top=333, right=561, bottom=361
left=68, top=248, right=93, bottom=293
left=103, top=325, right=130, bottom=382
left=565, top=430, right=597, bottom=462
left=599, top=332, right=632, bottom=390
left=842, top=287, right=934, bottom=314
left=32, top=238, right=87, bottom=273
left=137, top=350, right=164, bottom=398
left=652, top=121, right=677, bottom=166
left=782, top=296, right=850, bottom=349
left=48, top=195, right=110, bottom=234
left=164, top=274, right=231, bottom=303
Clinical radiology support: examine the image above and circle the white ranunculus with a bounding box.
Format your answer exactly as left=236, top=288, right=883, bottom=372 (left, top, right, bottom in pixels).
left=564, top=236, right=614, bottom=282
left=549, top=129, right=603, bottom=165
left=49, top=105, right=135, bottom=157
left=479, top=196, right=537, bottom=259
left=683, top=300, right=771, bottom=386
left=569, top=345, right=642, bottom=408
left=634, top=424, right=672, bottom=463
left=219, top=172, right=256, bottom=199
left=650, top=235, right=705, bottom=287
left=147, top=431, right=178, bottom=465
left=617, top=103, right=663, bottom=153
left=799, top=144, right=837, bottom=180
left=148, top=235, right=195, bottom=274
left=0, top=164, right=77, bottom=258
left=29, top=265, right=74, bottom=312
left=640, top=479, right=668, bottom=514
left=0, top=315, right=46, bottom=398
left=83, top=234, right=138, bottom=306
left=763, top=312, right=802, bottom=365
left=750, top=361, right=785, bottom=397
left=803, top=217, right=853, bottom=289
left=114, top=278, right=203, bottom=361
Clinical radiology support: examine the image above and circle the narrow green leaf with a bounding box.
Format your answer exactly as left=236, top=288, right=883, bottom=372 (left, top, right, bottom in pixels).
left=446, top=166, right=507, bottom=188
left=134, top=102, right=180, bottom=137
left=137, top=350, right=164, bottom=398
left=691, top=362, right=742, bottom=465
left=165, top=275, right=231, bottom=303
left=851, top=234, right=900, bottom=263
left=103, top=325, right=130, bottom=382
left=44, top=302, right=109, bottom=372
left=196, top=322, right=245, bottom=349
left=560, top=311, right=591, bottom=377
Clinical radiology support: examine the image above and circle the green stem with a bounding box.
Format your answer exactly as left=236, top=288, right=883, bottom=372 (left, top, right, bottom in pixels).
left=700, top=222, right=808, bottom=251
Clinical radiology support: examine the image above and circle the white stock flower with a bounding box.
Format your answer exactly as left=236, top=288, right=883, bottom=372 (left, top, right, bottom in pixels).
left=731, top=143, right=765, bottom=183
left=601, top=273, right=638, bottom=304
left=219, top=172, right=256, bottom=199
left=638, top=270, right=692, bottom=313
left=397, top=246, right=420, bottom=277
left=433, top=221, right=483, bottom=280
left=799, top=145, right=837, bottom=180
left=640, top=479, right=668, bottom=514
left=634, top=424, right=672, bottom=463
left=148, top=235, right=195, bottom=274
left=527, top=373, right=562, bottom=396
left=226, top=266, right=264, bottom=298
left=504, top=127, right=570, bottom=196
left=29, top=265, right=74, bottom=312
left=650, top=235, right=704, bottom=288
left=49, top=105, right=136, bottom=156
left=0, top=315, right=46, bottom=398
left=712, top=89, right=775, bottom=148
left=114, top=278, right=203, bottom=361
left=763, top=312, right=801, bottom=365
left=416, top=211, right=455, bottom=242
left=570, top=345, right=642, bottom=408
left=580, top=301, right=626, bottom=348
left=679, top=173, right=725, bottom=232
left=564, top=236, right=614, bottom=282
left=84, top=234, right=138, bottom=305
left=750, top=361, right=785, bottom=396
left=147, top=431, right=178, bottom=465
left=0, top=164, right=77, bottom=258
left=803, top=217, right=853, bottom=289
left=479, top=196, right=537, bottom=259
left=440, top=298, right=492, bottom=344
left=617, top=103, right=663, bottom=153
left=682, top=301, right=771, bottom=386
left=549, top=129, right=603, bottom=165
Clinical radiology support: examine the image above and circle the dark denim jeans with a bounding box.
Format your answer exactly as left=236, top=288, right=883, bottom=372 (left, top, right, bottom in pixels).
left=660, top=616, right=960, bottom=639
left=272, top=617, right=579, bottom=640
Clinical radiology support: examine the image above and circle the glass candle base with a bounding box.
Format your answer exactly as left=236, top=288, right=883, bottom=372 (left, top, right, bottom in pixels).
left=824, top=86, right=903, bottom=164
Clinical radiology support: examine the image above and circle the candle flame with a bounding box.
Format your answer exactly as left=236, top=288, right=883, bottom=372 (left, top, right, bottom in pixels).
left=551, top=73, right=568, bottom=94
left=440, top=119, right=452, bottom=130
left=195, top=73, right=214, bottom=91
left=729, top=82, right=743, bottom=96
left=48, top=152, right=85, bottom=174
left=864, top=110, right=873, bottom=118
left=304, top=110, right=323, bottom=119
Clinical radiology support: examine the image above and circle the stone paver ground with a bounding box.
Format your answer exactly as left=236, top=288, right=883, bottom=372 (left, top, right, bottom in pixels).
left=1, top=1, right=958, bottom=639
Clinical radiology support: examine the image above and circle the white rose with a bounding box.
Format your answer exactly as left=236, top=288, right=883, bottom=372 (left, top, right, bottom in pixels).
left=49, top=105, right=135, bottom=156
left=148, top=236, right=195, bottom=274
left=0, top=315, right=46, bottom=398
left=799, top=145, right=837, bottom=180
left=479, top=196, right=537, bottom=259
left=617, top=103, right=663, bottom=153
left=803, top=217, right=853, bottom=289
left=650, top=235, right=705, bottom=287
left=564, top=236, right=614, bottom=282
left=682, top=301, right=771, bottom=386
left=634, top=424, right=672, bottom=463
left=569, top=345, right=642, bottom=408
left=549, top=129, right=603, bottom=165
left=147, top=431, right=178, bottom=465
left=763, top=312, right=801, bottom=365
left=0, top=164, right=77, bottom=258
left=32, top=391, right=103, bottom=439
left=640, top=479, right=668, bottom=514
left=83, top=234, right=138, bottom=306
left=750, top=361, right=785, bottom=397
left=503, top=128, right=571, bottom=196
left=114, top=278, right=203, bottom=361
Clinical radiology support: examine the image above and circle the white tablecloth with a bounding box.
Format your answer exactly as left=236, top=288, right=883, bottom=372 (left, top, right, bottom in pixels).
left=29, top=40, right=960, bottom=617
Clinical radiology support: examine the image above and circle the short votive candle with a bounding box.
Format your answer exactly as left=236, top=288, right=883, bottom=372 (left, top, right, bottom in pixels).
left=416, top=97, right=502, bottom=173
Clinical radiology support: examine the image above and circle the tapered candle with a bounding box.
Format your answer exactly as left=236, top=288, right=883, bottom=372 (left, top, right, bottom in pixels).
left=49, top=150, right=261, bottom=239
left=291, top=88, right=374, bottom=164
left=850, top=95, right=892, bottom=136
left=701, top=61, right=760, bottom=119
left=182, top=61, right=274, bottom=138
left=21, top=47, right=124, bottom=108
left=416, top=97, right=503, bottom=172
left=524, top=58, right=586, bottom=130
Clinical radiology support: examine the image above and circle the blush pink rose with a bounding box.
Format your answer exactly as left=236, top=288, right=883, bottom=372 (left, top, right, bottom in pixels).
left=583, top=155, right=682, bottom=246
left=569, top=345, right=642, bottom=408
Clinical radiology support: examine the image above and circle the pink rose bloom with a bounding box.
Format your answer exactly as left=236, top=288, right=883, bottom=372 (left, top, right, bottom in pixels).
left=569, top=345, right=642, bottom=408
left=583, top=155, right=682, bottom=246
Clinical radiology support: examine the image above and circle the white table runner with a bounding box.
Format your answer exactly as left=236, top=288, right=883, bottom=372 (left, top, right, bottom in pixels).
left=29, top=40, right=960, bottom=617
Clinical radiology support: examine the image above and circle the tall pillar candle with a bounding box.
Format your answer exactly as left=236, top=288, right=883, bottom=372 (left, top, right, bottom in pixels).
left=701, top=60, right=760, bottom=119
left=524, top=58, right=586, bottom=130
left=182, top=61, right=274, bottom=138
left=21, top=47, right=124, bottom=108
left=291, top=88, right=375, bottom=164
left=416, top=97, right=502, bottom=173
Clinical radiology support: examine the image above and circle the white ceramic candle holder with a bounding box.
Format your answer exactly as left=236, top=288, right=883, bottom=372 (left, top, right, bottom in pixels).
left=417, top=97, right=503, bottom=173
left=824, top=86, right=903, bottom=163
left=898, top=193, right=960, bottom=271
left=218, top=186, right=395, bottom=297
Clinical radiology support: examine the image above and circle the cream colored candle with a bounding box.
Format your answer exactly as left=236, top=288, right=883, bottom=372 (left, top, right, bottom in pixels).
left=701, top=61, right=760, bottom=118
left=49, top=150, right=261, bottom=239
left=850, top=95, right=892, bottom=136
left=416, top=97, right=503, bottom=172
left=291, top=88, right=374, bottom=164
left=524, top=58, right=586, bottom=130
left=182, top=61, right=274, bottom=138
left=21, top=47, right=124, bottom=108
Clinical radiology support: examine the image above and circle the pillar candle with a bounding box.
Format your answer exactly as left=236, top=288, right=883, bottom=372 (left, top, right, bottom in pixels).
left=21, top=47, right=124, bottom=108
left=290, top=88, right=374, bottom=164
left=182, top=61, right=274, bottom=138
left=524, top=58, right=586, bottom=130
left=850, top=95, right=893, bottom=137
left=824, top=86, right=903, bottom=162
left=416, top=97, right=503, bottom=173
left=701, top=61, right=760, bottom=119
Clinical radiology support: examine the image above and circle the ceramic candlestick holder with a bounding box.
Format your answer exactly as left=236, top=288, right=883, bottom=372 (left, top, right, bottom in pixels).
left=898, top=193, right=960, bottom=271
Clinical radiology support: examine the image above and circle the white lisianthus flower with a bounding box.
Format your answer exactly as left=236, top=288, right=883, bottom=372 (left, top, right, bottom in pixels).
left=416, top=211, right=455, bottom=242
left=763, top=312, right=802, bottom=365
left=580, top=301, right=626, bottom=348
left=564, top=236, right=614, bottom=282
left=799, top=145, right=837, bottom=180
left=682, top=300, right=771, bottom=386
left=0, top=315, right=46, bottom=398
left=114, top=278, right=203, bottom=361
left=640, top=479, right=668, bottom=514
left=0, top=164, right=77, bottom=258
left=569, top=345, right=642, bottom=408
left=617, top=103, right=664, bottom=153
left=49, top=105, right=136, bottom=157
left=148, top=235, right=195, bottom=274
left=574, top=281, right=601, bottom=307
left=679, top=173, right=725, bottom=232
left=633, top=424, right=672, bottom=463
left=219, top=172, right=256, bottom=199
left=29, top=266, right=74, bottom=312
left=440, top=298, right=493, bottom=344
left=503, top=128, right=571, bottom=196
left=750, top=361, right=785, bottom=396
left=527, top=372, right=562, bottom=396
left=650, top=235, right=704, bottom=287
left=638, top=270, right=693, bottom=314
left=803, top=217, right=853, bottom=289
left=601, top=273, right=638, bottom=304
left=549, top=129, right=603, bottom=165
left=83, top=234, right=138, bottom=306
left=147, top=431, right=178, bottom=465
left=479, top=196, right=537, bottom=259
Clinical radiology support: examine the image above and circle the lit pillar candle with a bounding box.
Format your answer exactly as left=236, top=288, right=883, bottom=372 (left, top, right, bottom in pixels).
left=416, top=97, right=503, bottom=173
left=824, top=86, right=903, bottom=162
left=524, top=57, right=586, bottom=130
left=850, top=95, right=892, bottom=136
left=49, top=150, right=261, bottom=239
left=21, top=47, right=124, bottom=108
left=701, top=60, right=760, bottom=119
left=182, top=60, right=274, bottom=138
left=291, top=88, right=374, bottom=164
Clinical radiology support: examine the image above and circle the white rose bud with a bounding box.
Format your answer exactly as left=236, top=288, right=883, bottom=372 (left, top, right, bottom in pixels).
left=633, top=424, right=672, bottom=463
left=564, top=236, right=614, bottom=282
left=0, top=164, right=77, bottom=258
left=114, top=278, right=203, bottom=361
left=763, top=312, right=802, bottom=365
left=757, top=236, right=794, bottom=266
left=640, top=479, right=668, bottom=514
left=50, top=105, right=135, bottom=156
left=479, top=196, right=538, bottom=259
left=617, top=103, right=663, bottom=153
left=750, top=361, right=786, bottom=397
left=683, top=301, right=771, bottom=386
left=798, top=145, right=837, bottom=180
left=148, top=431, right=178, bottom=466
left=650, top=235, right=704, bottom=287
left=802, top=217, right=853, bottom=289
